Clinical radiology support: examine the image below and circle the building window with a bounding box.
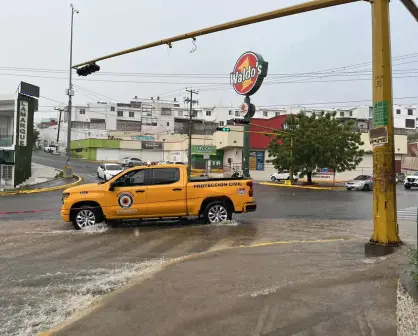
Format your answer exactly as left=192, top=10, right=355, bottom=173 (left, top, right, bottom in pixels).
left=206, top=110, right=211, bottom=116
left=340, top=111, right=344, bottom=117
left=161, top=107, right=172, bottom=115
left=405, top=119, right=415, bottom=128
left=111, top=106, right=115, bottom=112
left=166, top=122, right=170, bottom=126
left=178, top=111, right=183, bottom=117
left=275, top=112, right=280, bottom=117
left=219, top=121, right=224, bottom=126
left=235, top=111, right=239, bottom=117
left=262, top=111, right=268, bottom=117
left=129, top=112, right=134, bottom=118
left=0, top=165, right=13, bottom=180
left=349, top=111, right=353, bottom=117
left=117, top=111, right=123, bottom=117
left=396, top=109, right=401, bottom=115
left=408, top=109, right=413, bottom=115
left=79, top=108, right=86, bottom=115
left=229, top=110, right=233, bottom=115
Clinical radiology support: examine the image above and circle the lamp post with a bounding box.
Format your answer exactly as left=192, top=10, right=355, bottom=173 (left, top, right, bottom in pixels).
left=64, top=3, right=79, bottom=177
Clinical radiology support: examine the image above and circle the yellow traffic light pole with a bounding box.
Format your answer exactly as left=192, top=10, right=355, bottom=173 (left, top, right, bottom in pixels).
left=369, top=0, right=401, bottom=245
left=73, top=0, right=418, bottom=246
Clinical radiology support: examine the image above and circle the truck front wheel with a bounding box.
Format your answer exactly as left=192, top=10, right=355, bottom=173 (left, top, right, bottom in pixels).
left=72, top=205, right=101, bottom=230
left=203, top=201, right=232, bottom=224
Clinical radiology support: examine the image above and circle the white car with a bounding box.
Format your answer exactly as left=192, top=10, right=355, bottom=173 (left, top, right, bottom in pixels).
left=404, top=172, right=418, bottom=189
left=97, top=164, right=124, bottom=181
left=344, top=175, right=374, bottom=191
left=270, top=170, right=299, bottom=182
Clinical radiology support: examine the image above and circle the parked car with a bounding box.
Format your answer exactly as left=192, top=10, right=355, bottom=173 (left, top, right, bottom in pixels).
left=396, top=173, right=405, bottom=184
left=97, top=164, right=124, bottom=181
left=122, top=158, right=143, bottom=167
left=44, top=145, right=58, bottom=154
left=345, top=175, right=373, bottom=191
left=404, top=172, right=418, bottom=189
left=270, top=170, right=298, bottom=182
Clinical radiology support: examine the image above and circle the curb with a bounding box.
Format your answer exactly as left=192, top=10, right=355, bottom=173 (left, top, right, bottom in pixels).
left=259, top=181, right=345, bottom=190
left=0, top=175, right=82, bottom=196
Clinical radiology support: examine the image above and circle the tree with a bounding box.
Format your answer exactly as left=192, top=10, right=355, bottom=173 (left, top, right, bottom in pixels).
left=33, top=128, right=40, bottom=149
left=268, top=112, right=365, bottom=184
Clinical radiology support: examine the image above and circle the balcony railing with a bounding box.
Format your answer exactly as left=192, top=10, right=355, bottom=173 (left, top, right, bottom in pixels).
left=0, top=135, right=13, bottom=147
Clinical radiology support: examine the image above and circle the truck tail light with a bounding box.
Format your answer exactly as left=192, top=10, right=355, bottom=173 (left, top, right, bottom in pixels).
left=247, top=181, right=253, bottom=197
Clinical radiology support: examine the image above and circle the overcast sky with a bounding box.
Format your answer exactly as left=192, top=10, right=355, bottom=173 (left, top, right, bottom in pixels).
left=1, top=0, right=418, bottom=121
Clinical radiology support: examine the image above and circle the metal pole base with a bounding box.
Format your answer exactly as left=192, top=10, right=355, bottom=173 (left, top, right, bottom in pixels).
left=63, top=165, right=73, bottom=178
left=364, top=241, right=402, bottom=257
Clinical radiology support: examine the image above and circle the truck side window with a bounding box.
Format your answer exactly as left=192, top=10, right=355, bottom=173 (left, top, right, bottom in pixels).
left=151, top=168, right=179, bottom=185
left=117, top=169, right=145, bottom=186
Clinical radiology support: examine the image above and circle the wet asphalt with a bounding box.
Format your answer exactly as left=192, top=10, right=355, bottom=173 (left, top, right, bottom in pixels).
left=0, top=152, right=417, bottom=335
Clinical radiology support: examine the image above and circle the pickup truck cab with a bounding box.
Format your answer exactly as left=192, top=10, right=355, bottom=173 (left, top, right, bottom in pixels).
left=61, top=164, right=256, bottom=229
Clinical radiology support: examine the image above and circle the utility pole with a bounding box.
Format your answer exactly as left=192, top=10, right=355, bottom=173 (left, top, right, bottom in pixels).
left=64, top=3, right=79, bottom=177
left=242, top=96, right=251, bottom=178
left=367, top=0, right=402, bottom=250
left=184, top=89, right=198, bottom=178
left=54, top=107, right=64, bottom=146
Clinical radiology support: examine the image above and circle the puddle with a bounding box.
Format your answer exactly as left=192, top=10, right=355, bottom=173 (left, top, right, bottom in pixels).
left=0, top=259, right=166, bottom=336
left=212, top=219, right=241, bottom=227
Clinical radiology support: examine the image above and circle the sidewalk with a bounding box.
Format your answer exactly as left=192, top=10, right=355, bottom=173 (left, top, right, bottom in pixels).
left=0, top=163, right=81, bottom=195
left=259, top=180, right=345, bottom=190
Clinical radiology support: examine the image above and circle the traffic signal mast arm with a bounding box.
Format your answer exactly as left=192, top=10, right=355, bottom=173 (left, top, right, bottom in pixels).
left=72, top=0, right=360, bottom=68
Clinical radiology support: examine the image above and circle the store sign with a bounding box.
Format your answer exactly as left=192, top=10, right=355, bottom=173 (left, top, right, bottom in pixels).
left=142, top=141, right=162, bottom=150
left=19, top=101, right=28, bottom=146
left=132, top=135, right=155, bottom=141
left=230, top=51, right=268, bottom=96
left=191, top=145, right=216, bottom=155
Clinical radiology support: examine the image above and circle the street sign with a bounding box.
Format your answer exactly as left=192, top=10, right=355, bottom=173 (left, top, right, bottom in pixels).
left=240, top=103, right=249, bottom=116
left=230, top=51, right=268, bottom=96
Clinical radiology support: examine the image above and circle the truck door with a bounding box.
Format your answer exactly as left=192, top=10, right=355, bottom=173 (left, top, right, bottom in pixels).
left=106, top=168, right=148, bottom=219
left=146, top=167, right=187, bottom=217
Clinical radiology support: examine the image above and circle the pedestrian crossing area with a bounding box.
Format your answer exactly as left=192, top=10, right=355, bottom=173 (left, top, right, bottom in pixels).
left=397, top=206, right=418, bottom=221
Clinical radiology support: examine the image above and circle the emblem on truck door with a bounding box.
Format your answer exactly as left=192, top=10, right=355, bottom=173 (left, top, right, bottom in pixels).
left=117, top=192, right=134, bottom=208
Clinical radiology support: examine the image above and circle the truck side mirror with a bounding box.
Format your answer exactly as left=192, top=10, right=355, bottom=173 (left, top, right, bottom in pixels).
left=109, top=182, right=116, bottom=191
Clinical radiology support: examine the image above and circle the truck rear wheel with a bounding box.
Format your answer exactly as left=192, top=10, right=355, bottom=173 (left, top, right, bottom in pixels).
left=203, top=201, right=232, bottom=224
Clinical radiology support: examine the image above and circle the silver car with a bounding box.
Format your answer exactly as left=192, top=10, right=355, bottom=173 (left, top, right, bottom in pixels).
left=345, top=175, right=373, bottom=191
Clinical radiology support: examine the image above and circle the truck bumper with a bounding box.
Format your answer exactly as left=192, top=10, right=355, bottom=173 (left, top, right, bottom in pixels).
left=243, top=202, right=257, bottom=213
left=61, top=208, right=71, bottom=222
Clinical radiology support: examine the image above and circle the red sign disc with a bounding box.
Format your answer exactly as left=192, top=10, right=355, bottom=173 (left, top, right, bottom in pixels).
left=230, top=52, right=268, bottom=96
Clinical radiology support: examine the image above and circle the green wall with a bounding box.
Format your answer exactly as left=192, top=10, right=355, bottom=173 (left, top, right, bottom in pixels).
left=71, top=139, right=120, bottom=150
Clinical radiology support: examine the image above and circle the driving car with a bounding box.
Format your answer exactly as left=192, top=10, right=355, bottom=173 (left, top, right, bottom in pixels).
left=122, top=157, right=143, bottom=167
left=404, top=172, right=418, bottom=189
left=345, top=175, right=373, bottom=191
left=97, top=164, right=124, bottom=181
left=270, top=170, right=298, bottom=182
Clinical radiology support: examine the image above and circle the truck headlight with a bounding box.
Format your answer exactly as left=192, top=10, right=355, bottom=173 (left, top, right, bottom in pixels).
left=62, top=193, right=70, bottom=203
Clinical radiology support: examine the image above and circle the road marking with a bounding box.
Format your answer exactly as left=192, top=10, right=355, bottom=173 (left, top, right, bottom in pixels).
left=397, top=206, right=417, bottom=221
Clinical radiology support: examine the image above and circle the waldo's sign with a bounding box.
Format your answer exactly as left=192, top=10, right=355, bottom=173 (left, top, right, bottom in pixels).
left=230, top=51, right=268, bottom=96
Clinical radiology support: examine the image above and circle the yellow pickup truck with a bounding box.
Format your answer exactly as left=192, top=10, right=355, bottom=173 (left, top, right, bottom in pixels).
left=61, top=164, right=256, bottom=229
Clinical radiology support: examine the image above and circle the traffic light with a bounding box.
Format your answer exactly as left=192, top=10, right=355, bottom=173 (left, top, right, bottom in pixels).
left=76, top=63, right=100, bottom=76
left=216, top=127, right=231, bottom=132
left=232, top=118, right=250, bottom=125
